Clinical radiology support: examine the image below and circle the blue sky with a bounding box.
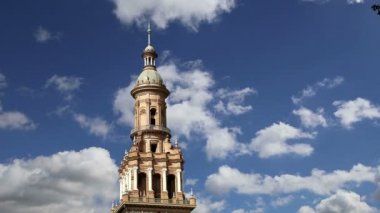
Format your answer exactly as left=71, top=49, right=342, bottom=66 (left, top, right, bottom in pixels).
left=1, top=0, right=380, bottom=212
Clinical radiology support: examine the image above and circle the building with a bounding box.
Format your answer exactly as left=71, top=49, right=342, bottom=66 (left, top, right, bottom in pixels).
left=110, top=25, right=196, bottom=213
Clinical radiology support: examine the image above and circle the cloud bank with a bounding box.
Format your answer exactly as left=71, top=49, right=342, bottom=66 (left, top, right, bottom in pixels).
left=206, top=164, right=376, bottom=196
left=0, top=147, right=118, bottom=213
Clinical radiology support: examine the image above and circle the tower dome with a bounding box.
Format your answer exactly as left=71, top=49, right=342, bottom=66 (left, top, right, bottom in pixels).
left=136, top=68, right=163, bottom=86
left=144, top=44, right=156, bottom=53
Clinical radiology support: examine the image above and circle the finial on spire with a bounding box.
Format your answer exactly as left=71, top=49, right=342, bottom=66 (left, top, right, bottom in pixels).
left=147, top=21, right=152, bottom=45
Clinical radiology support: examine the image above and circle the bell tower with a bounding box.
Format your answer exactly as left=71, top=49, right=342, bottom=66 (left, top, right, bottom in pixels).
left=111, top=24, right=196, bottom=213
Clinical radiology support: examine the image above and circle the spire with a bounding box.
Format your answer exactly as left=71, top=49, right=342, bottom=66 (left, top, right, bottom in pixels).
left=147, top=22, right=152, bottom=45
left=142, top=21, right=157, bottom=68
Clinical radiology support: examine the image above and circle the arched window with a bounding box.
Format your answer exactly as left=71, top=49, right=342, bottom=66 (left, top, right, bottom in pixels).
left=138, top=173, right=147, bottom=197
left=150, top=108, right=156, bottom=125
left=167, top=174, right=176, bottom=199
left=153, top=174, right=161, bottom=198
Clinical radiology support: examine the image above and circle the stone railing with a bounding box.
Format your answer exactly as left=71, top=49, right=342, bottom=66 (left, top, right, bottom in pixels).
left=126, top=197, right=191, bottom=205
left=111, top=197, right=195, bottom=212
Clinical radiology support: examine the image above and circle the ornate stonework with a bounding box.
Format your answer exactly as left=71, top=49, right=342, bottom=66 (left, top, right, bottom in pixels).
left=111, top=25, right=196, bottom=213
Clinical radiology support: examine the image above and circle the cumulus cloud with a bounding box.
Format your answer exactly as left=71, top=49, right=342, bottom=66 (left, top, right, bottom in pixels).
left=73, top=113, right=112, bottom=138
left=205, top=163, right=375, bottom=196
left=0, top=73, right=35, bottom=130
left=292, top=76, right=344, bottom=105
left=193, top=196, right=225, bottom=213
left=0, top=147, right=118, bottom=213
left=0, top=111, right=36, bottom=130
left=113, top=81, right=135, bottom=127
left=45, top=75, right=83, bottom=101
left=249, top=122, right=315, bottom=158
left=333, top=97, right=380, bottom=128
left=113, top=58, right=251, bottom=160
left=34, top=26, right=61, bottom=43
left=214, top=87, right=256, bottom=115
left=298, top=190, right=378, bottom=213
left=293, top=107, right=327, bottom=128
left=112, top=0, right=237, bottom=31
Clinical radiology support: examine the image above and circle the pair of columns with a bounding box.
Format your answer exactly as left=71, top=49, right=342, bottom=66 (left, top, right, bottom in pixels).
left=119, top=168, right=134, bottom=199
left=119, top=167, right=182, bottom=198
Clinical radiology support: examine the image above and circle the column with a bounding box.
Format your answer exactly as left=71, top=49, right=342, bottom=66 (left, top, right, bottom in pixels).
left=121, top=175, right=125, bottom=194
left=147, top=167, right=153, bottom=191
left=119, top=178, right=122, bottom=199
left=176, top=169, right=182, bottom=192
left=124, top=173, right=128, bottom=192
left=147, top=99, right=151, bottom=126
left=133, top=167, right=138, bottom=190
left=128, top=168, right=132, bottom=191
left=162, top=168, right=167, bottom=192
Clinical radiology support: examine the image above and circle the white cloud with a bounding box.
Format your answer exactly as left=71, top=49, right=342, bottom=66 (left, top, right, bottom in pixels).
left=73, top=113, right=112, bottom=138
left=0, top=147, right=118, bottom=213
left=347, top=0, right=365, bottom=3
left=293, top=107, right=327, bottom=128
left=34, top=26, right=61, bottom=43
left=114, top=59, right=248, bottom=160
left=0, top=111, right=35, bottom=130
left=193, top=196, right=225, bottom=213
left=333, top=98, right=380, bottom=128
left=271, top=195, right=294, bottom=207
left=214, top=87, right=256, bottom=115
left=205, top=163, right=375, bottom=196
left=0, top=73, right=35, bottom=130
left=185, top=178, right=198, bottom=186
left=302, top=0, right=364, bottom=4
left=46, top=75, right=83, bottom=101
left=249, top=122, right=315, bottom=158
left=113, top=81, right=135, bottom=127
left=298, top=190, right=378, bottom=213
left=292, top=76, right=344, bottom=104
left=299, top=206, right=317, bottom=213
left=112, top=0, right=236, bottom=31
left=232, top=209, right=264, bottom=213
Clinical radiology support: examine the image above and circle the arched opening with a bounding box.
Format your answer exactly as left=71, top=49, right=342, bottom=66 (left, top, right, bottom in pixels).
left=150, top=143, right=157, bottom=153
left=150, top=108, right=156, bottom=125
left=153, top=174, right=161, bottom=198
left=138, top=173, right=147, bottom=197
left=167, top=174, right=176, bottom=199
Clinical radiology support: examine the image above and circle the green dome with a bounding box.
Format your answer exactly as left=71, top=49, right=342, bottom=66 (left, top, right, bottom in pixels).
left=136, top=69, right=163, bottom=86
